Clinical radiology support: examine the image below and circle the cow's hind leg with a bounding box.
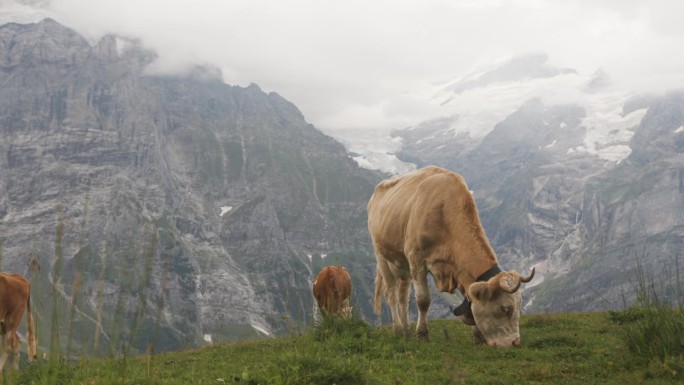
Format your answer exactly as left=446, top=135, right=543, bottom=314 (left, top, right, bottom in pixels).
left=389, top=261, right=411, bottom=336
left=377, top=259, right=410, bottom=335
left=413, top=267, right=431, bottom=340
left=376, top=259, right=400, bottom=332
left=9, top=332, right=19, bottom=370
left=0, top=332, right=9, bottom=371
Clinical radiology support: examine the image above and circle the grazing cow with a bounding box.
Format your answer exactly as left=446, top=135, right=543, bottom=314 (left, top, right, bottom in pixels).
left=368, top=166, right=534, bottom=347
left=312, top=266, right=352, bottom=318
left=0, top=273, right=37, bottom=370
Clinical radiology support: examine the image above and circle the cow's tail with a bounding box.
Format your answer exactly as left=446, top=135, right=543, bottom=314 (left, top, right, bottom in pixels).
left=26, top=287, right=37, bottom=361
left=373, top=267, right=383, bottom=315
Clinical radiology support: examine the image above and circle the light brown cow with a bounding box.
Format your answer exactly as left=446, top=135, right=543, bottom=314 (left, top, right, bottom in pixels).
left=368, top=166, right=534, bottom=347
left=312, top=266, right=352, bottom=318
left=0, top=273, right=37, bottom=370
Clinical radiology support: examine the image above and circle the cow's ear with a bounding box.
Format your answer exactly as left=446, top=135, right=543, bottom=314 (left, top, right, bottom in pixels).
left=498, top=272, right=521, bottom=293
left=468, top=282, right=494, bottom=302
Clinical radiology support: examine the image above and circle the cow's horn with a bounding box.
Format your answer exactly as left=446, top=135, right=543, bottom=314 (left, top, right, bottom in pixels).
left=521, top=267, right=535, bottom=283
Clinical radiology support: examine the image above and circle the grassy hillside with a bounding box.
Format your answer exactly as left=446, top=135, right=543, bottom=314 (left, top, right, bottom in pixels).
left=8, top=310, right=683, bottom=384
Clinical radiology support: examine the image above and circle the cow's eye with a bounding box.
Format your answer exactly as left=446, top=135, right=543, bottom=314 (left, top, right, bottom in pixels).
left=501, top=306, right=512, bottom=317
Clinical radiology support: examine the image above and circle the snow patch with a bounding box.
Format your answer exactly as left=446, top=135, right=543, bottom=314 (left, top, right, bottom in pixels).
left=576, top=103, right=647, bottom=162
left=203, top=334, right=212, bottom=343
left=675, top=125, right=684, bottom=133
left=523, top=297, right=535, bottom=312
left=219, top=206, right=232, bottom=216
left=251, top=324, right=270, bottom=336
left=319, top=127, right=415, bottom=175
left=545, top=140, right=557, bottom=149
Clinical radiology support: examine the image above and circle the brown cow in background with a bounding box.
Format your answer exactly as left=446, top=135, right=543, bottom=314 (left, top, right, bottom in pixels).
left=0, top=273, right=37, bottom=370
left=312, top=266, right=352, bottom=318
left=368, top=166, right=534, bottom=347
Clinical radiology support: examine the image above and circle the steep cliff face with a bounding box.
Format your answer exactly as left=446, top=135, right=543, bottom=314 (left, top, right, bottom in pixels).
left=543, top=92, right=684, bottom=311
left=0, top=19, right=382, bottom=353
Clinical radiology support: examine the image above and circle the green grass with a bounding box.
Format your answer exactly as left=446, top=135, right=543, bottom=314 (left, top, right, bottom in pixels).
left=9, top=311, right=683, bottom=384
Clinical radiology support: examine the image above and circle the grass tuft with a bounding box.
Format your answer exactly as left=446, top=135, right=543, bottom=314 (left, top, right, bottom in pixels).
left=274, top=353, right=367, bottom=385
left=608, top=252, right=684, bottom=380
left=310, top=314, right=371, bottom=341
left=522, top=313, right=557, bottom=328
left=623, top=307, right=684, bottom=361
left=608, top=307, right=647, bottom=324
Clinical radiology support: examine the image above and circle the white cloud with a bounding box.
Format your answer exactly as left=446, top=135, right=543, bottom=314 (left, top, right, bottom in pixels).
left=5, top=0, right=684, bottom=134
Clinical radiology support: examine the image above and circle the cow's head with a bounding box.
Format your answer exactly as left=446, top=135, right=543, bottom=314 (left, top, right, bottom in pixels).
left=467, top=268, right=535, bottom=348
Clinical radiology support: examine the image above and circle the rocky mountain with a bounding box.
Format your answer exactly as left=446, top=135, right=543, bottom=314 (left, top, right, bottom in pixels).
left=391, top=55, right=684, bottom=312
left=0, top=18, right=386, bottom=354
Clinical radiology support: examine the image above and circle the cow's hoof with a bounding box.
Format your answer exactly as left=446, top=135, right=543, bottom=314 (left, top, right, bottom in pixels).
left=416, top=329, right=429, bottom=341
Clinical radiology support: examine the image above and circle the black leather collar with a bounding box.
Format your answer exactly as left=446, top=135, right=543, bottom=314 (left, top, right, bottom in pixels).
left=452, top=265, right=501, bottom=316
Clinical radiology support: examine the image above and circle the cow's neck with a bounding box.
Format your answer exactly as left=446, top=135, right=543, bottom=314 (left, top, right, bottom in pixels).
left=475, top=265, right=501, bottom=283
left=456, top=257, right=499, bottom=295
left=450, top=227, right=499, bottom=293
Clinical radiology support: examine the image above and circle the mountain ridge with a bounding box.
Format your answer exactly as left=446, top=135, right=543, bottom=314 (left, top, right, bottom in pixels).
left=0, top=18, right=384, bottom=353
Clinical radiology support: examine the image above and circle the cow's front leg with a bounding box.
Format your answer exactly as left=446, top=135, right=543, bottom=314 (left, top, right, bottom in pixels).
left=413, top=268, right=431, bottom=341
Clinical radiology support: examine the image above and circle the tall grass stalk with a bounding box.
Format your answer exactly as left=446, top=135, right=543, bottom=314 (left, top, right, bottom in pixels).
left=620, top=252, right=684, bottom=364
left=47, top=203, right=65, bottom=384
left=66, top=176, right=91, bottom=358
left=92, top=226, right=109, bottom=355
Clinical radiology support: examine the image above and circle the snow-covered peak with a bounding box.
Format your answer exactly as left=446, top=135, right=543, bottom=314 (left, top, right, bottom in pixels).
left=444, top=53, right=577, bottom=94
left=336, top=54, right=649, bottom=174
left=400, top=56, right=648, bottom=163
left=414, top=71, right=590, bottom=140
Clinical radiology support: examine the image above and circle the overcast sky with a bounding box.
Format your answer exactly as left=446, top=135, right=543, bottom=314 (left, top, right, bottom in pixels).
left=5, top=0, right=684, bottom=133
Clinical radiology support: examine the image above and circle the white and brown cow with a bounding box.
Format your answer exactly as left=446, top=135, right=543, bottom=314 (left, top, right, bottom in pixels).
left=368, top=166, right=534, bottom=347
left=0, top=273, right=37, bottom=370
left=313, top=266, right=352, bottom=318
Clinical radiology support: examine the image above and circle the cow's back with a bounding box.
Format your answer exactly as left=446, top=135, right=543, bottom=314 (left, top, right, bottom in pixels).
left=368, top=166, right=470, bottom=255
left=313, top=266, right=352, bottom=315
left=0, top=274, right=29, bottom=319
